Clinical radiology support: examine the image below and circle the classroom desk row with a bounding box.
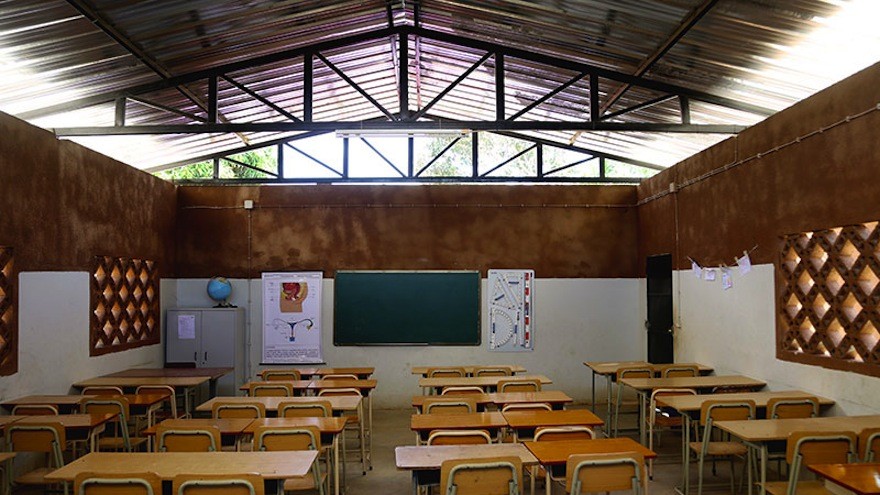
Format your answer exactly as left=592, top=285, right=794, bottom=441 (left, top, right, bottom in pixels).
left=410, top=364, right=527, bottom=376
left=410, top=409, right=604, bottom=444
left=418, top=374, right=552, bottom=394
left=139, top=416, right=348, bottom=495
left=73, top=366, right=235, bottom=416
left=257, top=366, right=375, bottom=379
left=45, top=451, right=318, bottom=495
left=2, top=393, right=170, bottom=428
left=412, top=390, right=574, bottom=411
left=395, top=437, right=656, bottom=495
left=0, top=414, right=114, bottom=454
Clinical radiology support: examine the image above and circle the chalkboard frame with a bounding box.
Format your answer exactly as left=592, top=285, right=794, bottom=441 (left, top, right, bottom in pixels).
left=333, top=270, right=481, bottom=346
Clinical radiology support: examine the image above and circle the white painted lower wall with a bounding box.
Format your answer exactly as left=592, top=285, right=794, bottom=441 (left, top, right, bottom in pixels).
left=673, top=263, right=880, bottom=415
left=0, top=272, right=165, bottom=400
left=164, top=277, right=645, bottom=408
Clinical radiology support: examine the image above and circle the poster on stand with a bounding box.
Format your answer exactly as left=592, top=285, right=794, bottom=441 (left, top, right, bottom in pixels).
left=262, top=272, right=323, bottom=363
left=488, top=269, right=534, bottom=352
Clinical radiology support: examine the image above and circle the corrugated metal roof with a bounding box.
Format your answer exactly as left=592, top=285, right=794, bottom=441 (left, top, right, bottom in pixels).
left=0, top=0, right=878, bottom=175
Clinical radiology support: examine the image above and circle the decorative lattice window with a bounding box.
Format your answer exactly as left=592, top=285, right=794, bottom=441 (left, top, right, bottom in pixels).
left=777, top=221, right=880, bottom=377
left=0, top=247, right=17, bottom=375
left=91, top=256, right=160, bottom=356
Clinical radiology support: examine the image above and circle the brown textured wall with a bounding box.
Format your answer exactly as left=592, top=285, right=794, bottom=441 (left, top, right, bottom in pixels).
left=637, top=61, right=880, bottom=273
left=0, top=112, right=177, bottom=272
left=175, top=184, right=639, bottom=278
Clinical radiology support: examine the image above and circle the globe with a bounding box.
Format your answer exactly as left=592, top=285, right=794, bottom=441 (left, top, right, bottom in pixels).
left=207, top=277, right=233, bottom=306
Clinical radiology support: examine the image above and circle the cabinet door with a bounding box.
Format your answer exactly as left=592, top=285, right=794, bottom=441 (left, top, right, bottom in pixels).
left=166, top=311, right=201, bottom=365
left=200, top=310, right=236, bottom=367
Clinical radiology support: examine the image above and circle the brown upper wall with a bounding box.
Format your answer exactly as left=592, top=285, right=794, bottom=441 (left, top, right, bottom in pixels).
left=175, top=184, right=639, bottom=278
left=0, top=112, right=177, bottom=273
left=638, top=61, right=880, bottom=273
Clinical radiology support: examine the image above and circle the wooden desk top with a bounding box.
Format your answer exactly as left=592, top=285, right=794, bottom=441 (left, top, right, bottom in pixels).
left=312, top=367, right=375, bottom=377
left=503, top=409, right=604, bottom=429
left=45, top=451, right=318, bottom=482
left=73, top=376, right=209, bottom=388
left=411, top=365, right=528, bottom=375
left=412, top=394, right=494, bottom=408
left=396, top=443, right=538, bottom=470
left=524, top=438, right=658, bottom=465
left=15, top=414, right=114, bottom=430
left=584, top=361, right=713, bottom=376
left=107, top=367, right=233, bottom=380
left=244, top=417, right=347, bottom=435
left=0, top=452, right=15, bottom=463
left=715, top=415, right=880, bottom=442
left=196, top=395, right=361, bottom=413
left=488, top=391, right=574, bottom=406
left=620, top=375, right=765, bottom=391
left=411, top=412, right=508, bottom=432
left=3, top=394, right=170, bottom=410
left=809, top=463, right=880, bottom=495
left=239, top=380, right=315, bottom=391
left=307, top=379, right=378, bottom=390
left=0, top=416, right=24, bottom=431
left=419, top=374, right=552, bottom=389
left=657, top=390, right=835, bottom=414
left=141, top=418, right=256, bottom=436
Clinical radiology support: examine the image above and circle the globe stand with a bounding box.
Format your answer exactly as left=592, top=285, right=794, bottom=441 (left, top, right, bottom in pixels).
left=213, top=300, right=237, bottom=308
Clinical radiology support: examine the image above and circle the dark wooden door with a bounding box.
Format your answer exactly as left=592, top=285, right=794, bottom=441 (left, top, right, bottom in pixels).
left=646, top=254, right=674, bottom=364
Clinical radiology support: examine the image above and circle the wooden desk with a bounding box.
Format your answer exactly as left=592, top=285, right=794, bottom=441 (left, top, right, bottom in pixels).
left=410, top=412, right=508, bottom=444
left=246, top=417, right=347, bottom=495
left=716, top=415, right=880, bottom=495
left=412, top=393, right=495, bottom=412
left=658, top=390, right=834, bottom=495
left=312, top=367, right=375, bottom=379
left=620, top=375, right=766, bottom=444
left=583, top=361, right=714, bottom=425
left=411, top=365, right=528, bottom=376
left=239, top=380, right=314, bottom=395
left=141, top=418, right=255, bottom=437
left=418, top=374, right=552, bottom=394
left=502, top=410, right=604, bottom=441
left=395, top=443, right=538, bottom=495
left=3, top=393, right=167, bottom=415
left=45, top=451, right=318, bottom=494
left=106, top=366, right=233, bottom=392
left=73, top=376, right=211, bottom=417
left=0, top=416, right=23, bottom=432
left=14, top=414, right=114, bottom=452
left=809, top=463, right=880, bottom=495
left=488, top=391, right=574, bottom=410
left=196, top=396, right=361, bottom=416
left=525, top=437, right=657, bottom=495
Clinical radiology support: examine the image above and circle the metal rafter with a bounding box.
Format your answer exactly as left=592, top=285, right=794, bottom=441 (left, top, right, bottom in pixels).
left=21, top=25, right=773, bottom=122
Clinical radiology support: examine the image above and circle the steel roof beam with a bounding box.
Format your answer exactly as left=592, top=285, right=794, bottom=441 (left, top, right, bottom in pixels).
left=54, top=121, right=745, bottom=135
left=21, top=25, right=773, bottom=122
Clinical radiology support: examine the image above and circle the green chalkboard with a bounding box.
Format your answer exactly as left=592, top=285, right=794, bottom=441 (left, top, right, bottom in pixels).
left=333, top=271, right=481, bottom=345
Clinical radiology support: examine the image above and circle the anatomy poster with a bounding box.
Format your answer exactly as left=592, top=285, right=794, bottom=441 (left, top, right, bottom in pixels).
left=488, top=269, right=534, bottom=352
left=262, top=272, right=323, bottom=363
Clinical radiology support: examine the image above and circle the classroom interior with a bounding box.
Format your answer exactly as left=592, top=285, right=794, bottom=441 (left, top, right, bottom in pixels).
left=1, top=1, right=880, bottom=494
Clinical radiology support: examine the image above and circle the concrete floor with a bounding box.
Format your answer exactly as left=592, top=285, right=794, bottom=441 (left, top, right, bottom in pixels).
left=342, top=407, right=747, bottom=495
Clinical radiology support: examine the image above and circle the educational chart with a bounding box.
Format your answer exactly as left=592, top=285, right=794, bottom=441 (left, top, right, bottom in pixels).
left=262, top=272, right=323, bottom=363
left=488, top=269, right=534, bottom=352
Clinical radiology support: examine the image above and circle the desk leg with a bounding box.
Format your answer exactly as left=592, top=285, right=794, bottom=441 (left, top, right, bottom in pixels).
left=530, top=465, right=536, bottom=495
left=759, top=443, right=767, bottom=495
left=638, top=390, right=647, bottom=445
left=367, top=392, right=373, bottom=470
left=591, top=370, right=596, bottom=414
left=359, top=401, right=367, bottom=475
left=209, top=378, right=218, bottom=398
left=333, top=432, right=340, bottom=495
left=184, top=386, right=193, bottom=418
left=545, top=466, right=551, bottom=495
left=683, top=415, right=691, bottom=495
left=412, top=472, right=418, bottom=495
left=605, top=375, right=613, bottom=437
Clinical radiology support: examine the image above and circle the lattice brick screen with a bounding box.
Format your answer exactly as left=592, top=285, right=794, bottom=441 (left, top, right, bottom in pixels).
left=90, top=256, right=160, bottom=356
left=777, top=221, right=880, bottom=376
left=0, top=247, right=17, bottom=375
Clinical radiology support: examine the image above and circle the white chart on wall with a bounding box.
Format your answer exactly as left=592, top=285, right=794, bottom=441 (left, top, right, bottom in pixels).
left=262, top=272, right=323, bottom=364
left=488, top=269, right=534, bottom=352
